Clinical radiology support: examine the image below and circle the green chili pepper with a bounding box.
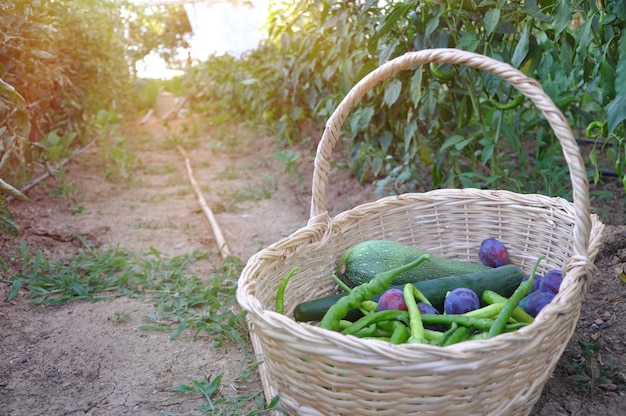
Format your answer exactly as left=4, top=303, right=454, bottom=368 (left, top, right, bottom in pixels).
left=360, top=300, right=378, bottom=314
left=404, top=283, right=425, bottom=343
left=332, top=274, right=378, bottom=315
left=487, top=256, right=543, bottom=338
left=488, top=92, right=524, bottom=111
left=275, top=267, right=298, bottom=314
left=429, top=62, right=456, bottom=82
left=331, top=274, right=353, bottom=293
left=585, top=121, right=608, bottom=138
left=319, top=254, right=430, bottom=331
left=338, top=320, right=354, bottom=330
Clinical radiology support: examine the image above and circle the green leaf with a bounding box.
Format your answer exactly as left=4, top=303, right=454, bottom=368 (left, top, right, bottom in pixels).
left=606, top=95, right=626, bottom=134
left=357, top=106, right=375, bottom=131
left=0, top=178, right=28, bottom=201
left=384, top=79, right=403, bottom=107
left=457, top=32, right=480, bottom=52
left=615, top=32, right=626, bottom=96
left=483, top=9, right=500, bottom=37
left=574, top=18, right=594, bottom=65
left=481, top=143, right=494, bottom=165
left=368, top=2, right=414, bottom=54
left=409, top=68, right=423, bottom=106
left=403, top=121, right=417, bottom=154
left=170, top=383, right=197, bottom=394
left=0, top=196, right=19, bottom=237
left=441, top=134, right=465, bottom=151
left=511, top=24, right=530, bottom=68
left=7, top=278, right=23, bottom=301
left=551, top=0, right=572, bottom=38
left=379, top=131, right=393, bottom=154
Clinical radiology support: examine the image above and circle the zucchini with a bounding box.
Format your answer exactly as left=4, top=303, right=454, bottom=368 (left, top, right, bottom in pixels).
left=337, top=240, right=490, bottom=289
left=294, top=264, right=524, bottom=322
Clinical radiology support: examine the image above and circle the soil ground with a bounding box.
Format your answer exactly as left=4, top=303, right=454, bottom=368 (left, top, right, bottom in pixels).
left=0, top=116, right=624, bottom=415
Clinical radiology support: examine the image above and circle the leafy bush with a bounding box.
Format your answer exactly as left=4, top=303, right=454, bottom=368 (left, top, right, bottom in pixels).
left=185, top=0, right=625, bottom=197
left=0, top=0, right=194, bottom=236
left=184, top=0, right=376, bottom=143
left=0, top=0, right=130, bottom=189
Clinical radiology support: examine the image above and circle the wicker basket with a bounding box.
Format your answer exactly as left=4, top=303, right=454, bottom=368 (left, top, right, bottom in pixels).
left=236, top=48, right=605, bottom=416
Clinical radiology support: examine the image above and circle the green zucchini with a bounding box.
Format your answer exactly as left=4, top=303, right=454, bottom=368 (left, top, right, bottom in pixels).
left=337, top=240, right=490, bottom=289
left=294, top=264, right=524, bottom=322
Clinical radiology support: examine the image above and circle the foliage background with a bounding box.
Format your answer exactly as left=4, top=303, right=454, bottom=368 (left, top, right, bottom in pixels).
left=2, top=0, right=625, bottom=236
left=184, top=0, right=625, bottom=200
left=0, top=0, right=192, bottom=235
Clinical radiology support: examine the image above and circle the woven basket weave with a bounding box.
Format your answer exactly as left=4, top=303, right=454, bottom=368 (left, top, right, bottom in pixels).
left=236, top=49, right=605, bottom=416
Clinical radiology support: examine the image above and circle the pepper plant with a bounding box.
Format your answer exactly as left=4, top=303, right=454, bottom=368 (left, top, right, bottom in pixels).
left=185, top=0, right=625, bottom=197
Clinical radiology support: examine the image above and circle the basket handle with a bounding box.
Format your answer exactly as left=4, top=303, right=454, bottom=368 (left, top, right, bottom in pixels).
left=311, top=48, right=592, bottom=260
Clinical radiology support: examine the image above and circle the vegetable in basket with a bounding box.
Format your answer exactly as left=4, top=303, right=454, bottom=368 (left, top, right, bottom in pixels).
left=319, top=254, right=431, bottom=331
left=294, top=264, right=524, bottom=322
left=337, top=239, right=490, bottom=288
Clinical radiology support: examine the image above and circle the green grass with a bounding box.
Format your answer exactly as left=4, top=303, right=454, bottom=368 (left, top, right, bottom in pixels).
left=142, top=163, right=177, bottom=175
left=214, top=165, right=242, bottom=181
left=0, top=237, right=284, bottom=414
left=218, top=175, right=278, bottom=211
left=3, top=238, right=135, bottom=304
left=171, top=374, right=286, bottom=416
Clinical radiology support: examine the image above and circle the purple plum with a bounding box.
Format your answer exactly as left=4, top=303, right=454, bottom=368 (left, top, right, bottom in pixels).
left=539, top=269, right=563, bottom=295
left=478, top=238, right=510, bottom=267
left=444, top=287, right=480, bottom=314
left=519, top=290, right=555, bottom=317
left=378, top=288, right=407, bottom=311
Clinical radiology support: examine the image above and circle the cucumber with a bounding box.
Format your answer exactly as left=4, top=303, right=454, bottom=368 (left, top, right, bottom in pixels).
left=294, top=264, right=524, bottom=322
left=337, top=240, right=490, bottom=288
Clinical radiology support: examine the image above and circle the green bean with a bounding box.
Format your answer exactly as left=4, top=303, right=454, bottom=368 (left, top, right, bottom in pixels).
left=435, top=322, right=458, bottom=346
left=470, top=323, right=529, bottom=341
left=275, top=267, right=298, bottom=314
left=319, top=254, right=430, bottom=331
left=469, top=331, right=488, bottom=341
left=482, top=290, right=534, bottom=324
left=389, top=321, right=410, bottom=344
left=355, top=326, right=393, bottom=338
left=442, top=326, right=473, bottom=346
left=341, top=310, right=408, bottom=336
left=420, top=314, right=501, bottom=331
left=423, top=328, right=444, bottom=343
left=463, top=302, right=505, bottom=319
left=404, top=283, right=425, bottom=343
left=351, top=323, right=377, bottom=338
left=488, top=256, right=543, bottom=338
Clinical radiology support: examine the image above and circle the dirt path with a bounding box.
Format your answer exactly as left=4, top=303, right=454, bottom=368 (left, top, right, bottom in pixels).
left=1, top=116, right=624, bottom=415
